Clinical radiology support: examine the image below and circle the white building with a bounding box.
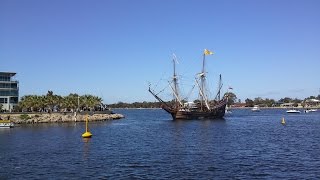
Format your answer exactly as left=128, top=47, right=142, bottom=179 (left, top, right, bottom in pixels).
left=0, top=72, right=19, bottom=112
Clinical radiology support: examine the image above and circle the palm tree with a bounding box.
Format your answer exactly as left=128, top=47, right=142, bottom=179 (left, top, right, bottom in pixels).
left=19, top=92, right=103, bottom=113
left=62, top=93, right=79, bottom=112
left=55, top=95, right=63, bottom=112
left=45, top=91, right=62, bottom=112
left=46, top=91, right=54, bottom=112
left=19, top=95, right=38, bottom=112
left=82, top=94, right=103, bottom=111
left=35, top=95, right=45, bottom=112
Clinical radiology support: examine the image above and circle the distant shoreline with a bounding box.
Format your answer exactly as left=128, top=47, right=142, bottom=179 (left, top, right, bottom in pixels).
left=110, top=107, right=319, bottom=109
left=230, top=106, right=320, bottom=109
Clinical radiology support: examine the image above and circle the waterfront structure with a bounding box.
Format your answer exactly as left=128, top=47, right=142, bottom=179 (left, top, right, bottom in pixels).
left=0, top=72, right=19, bottom=112
left=280, top=103, right=294, bottom=107
left=304, top=99, right=320, bottom=107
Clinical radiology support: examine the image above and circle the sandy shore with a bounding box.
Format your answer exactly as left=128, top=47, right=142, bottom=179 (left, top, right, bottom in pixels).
left=0, top=112, right=124, bottom=124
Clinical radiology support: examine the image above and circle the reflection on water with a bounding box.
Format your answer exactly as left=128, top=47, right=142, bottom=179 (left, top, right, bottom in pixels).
left=82, top=137, right=91, bottom=160
left=82, top=137, right=91, bottom=143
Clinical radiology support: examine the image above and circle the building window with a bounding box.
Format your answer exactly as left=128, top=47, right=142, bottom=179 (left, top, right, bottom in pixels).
left=10, top=97, right=18, bottom=103
left=0, top=76, right=10, bottom=81
left=0, top=83, right=17, bottom=89
left=0, top=98, right=8, bottom=103
left=0, top=90, right=18, bottom=96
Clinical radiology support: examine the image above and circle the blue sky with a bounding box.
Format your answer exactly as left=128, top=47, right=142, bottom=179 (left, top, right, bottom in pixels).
left=1, top=0, right=320, bottom=103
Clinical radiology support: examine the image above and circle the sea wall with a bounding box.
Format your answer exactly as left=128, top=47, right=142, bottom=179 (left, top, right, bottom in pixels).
left=0, top=113, right=124, bottom=124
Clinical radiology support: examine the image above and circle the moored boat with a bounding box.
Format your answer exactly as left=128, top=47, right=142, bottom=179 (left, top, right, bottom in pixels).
left=149, top=49, right=227, bottom=120
left=304, top=109, right=317, bottom=113
left=0, top=120, right=14, bottom=128
left=251, top=105, right=261, bottom=112
left=286, top=109, right=301, bottom=113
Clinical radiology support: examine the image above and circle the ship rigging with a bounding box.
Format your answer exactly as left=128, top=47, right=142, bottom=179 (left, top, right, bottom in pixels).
left=149, top=49, right=227, bottom=120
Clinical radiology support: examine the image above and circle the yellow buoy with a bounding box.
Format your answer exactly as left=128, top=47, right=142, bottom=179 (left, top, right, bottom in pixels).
left=281, top=117, right=286, bottom=125
left=82, top=114, right=92, bottom=138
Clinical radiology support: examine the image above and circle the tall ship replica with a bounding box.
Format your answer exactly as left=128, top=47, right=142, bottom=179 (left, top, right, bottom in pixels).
left=149, top=49, right=228, bottom=120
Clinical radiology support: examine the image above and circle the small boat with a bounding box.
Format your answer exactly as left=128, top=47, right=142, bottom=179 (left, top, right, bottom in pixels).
left=251, top=105, right=261, bottom=112
left=0, top=120, right=14, bottom=128
left=225, top=107, right=232, bottom=114
left=304, top=109, right=317, bottom=113
left=286, top=109, right=301, bottom=113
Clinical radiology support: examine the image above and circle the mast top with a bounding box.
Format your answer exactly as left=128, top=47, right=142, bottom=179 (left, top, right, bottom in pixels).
left=199, top=49, right=214, bottom=110
left=201, top=49, right=214, bottom=75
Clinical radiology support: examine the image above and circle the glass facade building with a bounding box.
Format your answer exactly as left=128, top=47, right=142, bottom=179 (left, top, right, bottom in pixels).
left=0, top=72, right=19, bottom=112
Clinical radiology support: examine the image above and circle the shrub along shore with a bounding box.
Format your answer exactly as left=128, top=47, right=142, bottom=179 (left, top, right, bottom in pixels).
left=0, top=112, right=124, bottom=124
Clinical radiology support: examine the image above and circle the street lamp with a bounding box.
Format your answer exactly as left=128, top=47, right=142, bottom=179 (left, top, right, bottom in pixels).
left=77, top=96, right=80, bottom=112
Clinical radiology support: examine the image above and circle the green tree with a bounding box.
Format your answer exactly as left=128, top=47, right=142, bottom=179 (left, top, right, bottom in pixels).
left=224, top=92, right=237, bottom=105
left=45, top=91, right=63, bottom=112
left=19, top=95, right=43, bottom=112
left=253, top=97, right=263, bottom=105
left=82, top=94, right=102, bottom=110
left=245, top=98, right=254, bottom=107
left=306, top=96, right=316, bottom=100
left=62, top=93, right=79, bottom=111
left=45, top=91, right=54, bottom=112
left=279, top=97, right=292, bottom=103
left=18, top=92, right=104, bottom=112
left=264, top=98, right=276, bottom=107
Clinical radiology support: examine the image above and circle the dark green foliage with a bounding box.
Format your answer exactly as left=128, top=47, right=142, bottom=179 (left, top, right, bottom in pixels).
left=224, top=92, right=237, bottom=105
left=245, top=98, right=254, bottom=107
left=18, top=91, right=103, bottom=112
left=108, top=101, right=162, bottom=108
left=20, top=114, right=30, bottom=120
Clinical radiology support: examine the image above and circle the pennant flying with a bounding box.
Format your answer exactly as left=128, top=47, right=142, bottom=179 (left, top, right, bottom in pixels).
left=204, top=49, right=214, bottom=55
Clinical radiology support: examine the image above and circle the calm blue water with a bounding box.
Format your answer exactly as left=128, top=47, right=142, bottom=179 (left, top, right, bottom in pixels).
left=1, top=109, right=320, bottom=179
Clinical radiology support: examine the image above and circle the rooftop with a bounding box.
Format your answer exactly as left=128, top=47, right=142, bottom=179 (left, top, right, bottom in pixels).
left=0, top=72, right=16, bottom=77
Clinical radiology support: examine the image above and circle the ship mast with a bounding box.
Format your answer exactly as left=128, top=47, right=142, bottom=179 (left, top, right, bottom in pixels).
left=198, top=49, right=213, bottom=111
left=217, top=74, right=222, bottom=100
left=200, top=53, right=206, bottom=110
left=172, top=54, right=182, bottom=108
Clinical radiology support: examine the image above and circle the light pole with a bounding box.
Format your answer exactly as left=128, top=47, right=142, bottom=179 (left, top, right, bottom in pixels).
left=8, top=97, right=11, bottom=112
left=77, top=96, right=80, bottom=112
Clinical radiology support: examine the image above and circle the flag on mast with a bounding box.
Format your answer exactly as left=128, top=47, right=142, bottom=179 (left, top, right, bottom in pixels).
left=204, top=49, right=214, bottom=55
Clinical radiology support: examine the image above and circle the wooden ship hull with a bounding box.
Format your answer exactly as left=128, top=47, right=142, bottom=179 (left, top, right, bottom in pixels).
left=162, top=99, right=227, bottom=120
